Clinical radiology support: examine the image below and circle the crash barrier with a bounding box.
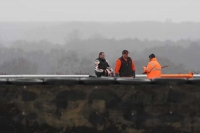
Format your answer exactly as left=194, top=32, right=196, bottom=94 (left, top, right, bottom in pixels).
left=116, top=78, right=151, bottom=85
left=187, top=78, right=200, bottom=84
left=151, top=78, right=188, bottom=84
left=80, top=77, right=116, bottom=85
left=0, top=79, right=7, bottom=85
left=0, top=76, right=199, bottom=85
left=0, top=72, right=196, bottom=78
left=8, top=78, right=44, bottom=85
left=44, top=78, right=79, bottom=85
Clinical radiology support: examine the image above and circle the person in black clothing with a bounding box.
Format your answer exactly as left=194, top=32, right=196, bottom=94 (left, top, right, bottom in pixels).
left=115, top=50, right=136, bottom=78
left=94, top=52, right=113, bottom=77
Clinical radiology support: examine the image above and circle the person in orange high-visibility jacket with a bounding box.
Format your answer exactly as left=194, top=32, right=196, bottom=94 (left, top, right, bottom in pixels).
left=115, top=50, right=136, bottom=78
left=143, top=53, right=161, bottom=79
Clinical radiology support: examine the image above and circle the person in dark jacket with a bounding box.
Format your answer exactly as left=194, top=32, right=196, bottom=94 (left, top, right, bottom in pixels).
left=115, top=50, right=136, bottom=78
left=94, top=52, right=113, bottom=77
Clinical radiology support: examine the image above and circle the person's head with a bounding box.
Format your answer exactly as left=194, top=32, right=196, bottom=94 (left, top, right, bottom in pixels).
left=99, top=52, right=105, bottom=59
left=149, top=53, right=155, bottom=60
left=122, top=50, right=129, bottom=58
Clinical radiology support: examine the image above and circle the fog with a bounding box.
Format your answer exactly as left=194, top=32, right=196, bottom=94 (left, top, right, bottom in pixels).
left=1, top=0, right=199, bottom=22
left=0, top=22, right=200, bottom=75
left=1, top=21, right=200, bottom=44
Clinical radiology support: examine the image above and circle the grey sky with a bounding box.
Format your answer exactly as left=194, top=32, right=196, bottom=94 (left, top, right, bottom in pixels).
left=0, top=0, right=199, bottom=22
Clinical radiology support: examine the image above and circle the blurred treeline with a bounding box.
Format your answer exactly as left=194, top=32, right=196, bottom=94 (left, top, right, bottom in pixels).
left=0, top=34, right=200, bottom=74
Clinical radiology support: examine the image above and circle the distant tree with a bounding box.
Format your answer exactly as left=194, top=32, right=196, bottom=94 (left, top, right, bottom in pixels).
left=65, top=29, right=82, bottom=44
left=11, top=39, right=58, bottom=53
left=52, top=50, right=80, bottom=74
left=90, top=33, right=106, bottom=40
left=0, top=58, right=38, bottom=74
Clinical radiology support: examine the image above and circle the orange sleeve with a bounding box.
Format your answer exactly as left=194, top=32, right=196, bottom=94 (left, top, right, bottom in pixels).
left=144, top=62, right=154, bottom=73
left=115, top=59, right=121, bottom=74
left=132, top=60, right=136, bottom=71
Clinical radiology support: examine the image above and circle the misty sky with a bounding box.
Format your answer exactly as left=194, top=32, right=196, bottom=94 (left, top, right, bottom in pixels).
left=0, top=0, right=199, bottom=22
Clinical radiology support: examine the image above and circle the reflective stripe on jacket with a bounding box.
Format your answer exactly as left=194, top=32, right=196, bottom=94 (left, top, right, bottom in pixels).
left=143, top=58, right=161, bottom=79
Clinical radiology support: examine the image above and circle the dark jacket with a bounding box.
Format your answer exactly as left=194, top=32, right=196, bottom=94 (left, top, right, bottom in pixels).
left=119, top=57, right=133, bottom=77
left=96, top=58, right=109, bottom=70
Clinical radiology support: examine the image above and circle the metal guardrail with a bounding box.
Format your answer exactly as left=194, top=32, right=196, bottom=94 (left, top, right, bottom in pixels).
left=0, top=75, right=91, bottom=78
left=0, top=75, right=199, bottom=85
left=0, top=74, right=199, bottom=78
left=193, top=74, right=200, bottom=78
left=136, top=74, right=200, bottom=78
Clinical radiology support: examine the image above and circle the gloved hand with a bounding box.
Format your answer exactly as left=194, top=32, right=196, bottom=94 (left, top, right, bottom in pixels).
left=115, top=73, right=119, bottom=77
left=132, top=71, right=135, bottom=78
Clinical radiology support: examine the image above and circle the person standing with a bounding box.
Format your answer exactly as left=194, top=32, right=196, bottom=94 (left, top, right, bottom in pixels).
left=115, top=50, right=136, bottom=78
left=143, top=53, right=161, bottom=79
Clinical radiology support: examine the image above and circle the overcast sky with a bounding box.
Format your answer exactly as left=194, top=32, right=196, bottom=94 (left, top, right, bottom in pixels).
left=0, top=0, right=199, bottom=22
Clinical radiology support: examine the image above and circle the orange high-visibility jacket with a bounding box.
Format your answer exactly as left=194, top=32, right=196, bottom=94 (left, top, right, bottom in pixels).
left=143, top=58, right=161, bottom=79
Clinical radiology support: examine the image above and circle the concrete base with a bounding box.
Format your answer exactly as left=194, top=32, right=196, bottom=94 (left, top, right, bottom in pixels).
left=0, top=84, right=200, bottom=133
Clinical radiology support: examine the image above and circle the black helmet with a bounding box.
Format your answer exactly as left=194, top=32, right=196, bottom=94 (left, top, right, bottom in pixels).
left=122, top=50, right=129, bottom=54
left=149, top=53, right=155, bottom=59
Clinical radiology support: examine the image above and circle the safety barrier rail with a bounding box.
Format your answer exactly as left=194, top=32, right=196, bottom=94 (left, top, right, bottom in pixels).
left=0, top=76, right=200, bottom=85
left=0, top=73, right=199, bottom=78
